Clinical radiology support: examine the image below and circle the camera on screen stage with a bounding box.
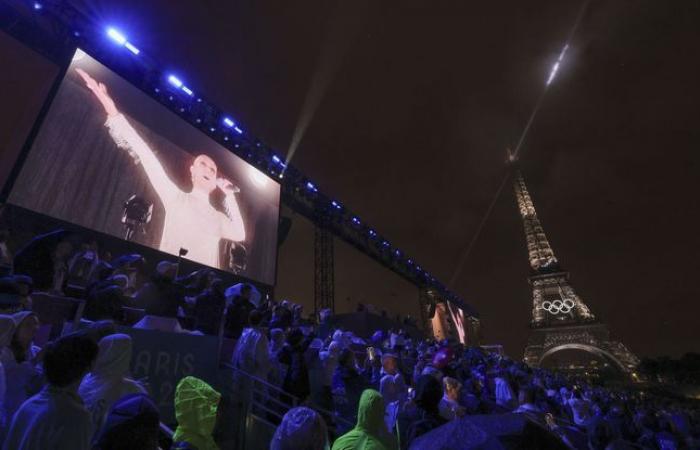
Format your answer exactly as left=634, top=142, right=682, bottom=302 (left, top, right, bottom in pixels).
left=121, top=194, right=153, bottom=241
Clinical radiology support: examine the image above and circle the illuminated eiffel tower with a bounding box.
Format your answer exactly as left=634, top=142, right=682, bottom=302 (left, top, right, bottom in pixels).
left=513, top=170, right=639, bottom=374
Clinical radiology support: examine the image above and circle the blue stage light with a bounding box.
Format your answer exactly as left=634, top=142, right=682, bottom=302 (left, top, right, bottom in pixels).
left=272, top=155, right=281, bottom=163
left=306, top=182, right=317, bottom=192
left=223, top=117, right=235, bottom=127
left=167, top=75, right=183, bottom=88
left=234, top=126, right=243, bottom=134
left=106, top=28, right=127, bottom=45
left=395, top=249, right=401, bottom=256
left=368, top=229, right=376, bottom=237
left=382, top=240, right=390, bottom=247
left=352, top=217, right=361, bottom=225
left=181, top=86, right=193, bottom=96
left=407, top=259, right=413, bottom=265
left=331, top=201, right=342, bottom=209
left=124, top=42, right=140, bottom=55
left=33, top=2, right=42, bottom=10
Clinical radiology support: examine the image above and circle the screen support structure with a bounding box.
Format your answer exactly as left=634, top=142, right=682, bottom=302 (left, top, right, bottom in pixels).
left=314, top=219, right=335, bottom=314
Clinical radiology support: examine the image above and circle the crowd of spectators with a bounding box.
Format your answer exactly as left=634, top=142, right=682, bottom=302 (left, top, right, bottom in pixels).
left=0, top=228, right=698, bottom=449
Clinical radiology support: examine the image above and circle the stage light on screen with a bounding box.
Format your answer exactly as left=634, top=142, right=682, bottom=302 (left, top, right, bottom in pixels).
left=33, top=2, right=42, bottom=10
left=124, top=42, right=140, bottom=55
left=248, top=166, right=269, bottom=188
left=106, top=28, right=127, bottom=46
left=167, top=75, right=183, bottom=89
left=223, top=117, right=235, bottom=127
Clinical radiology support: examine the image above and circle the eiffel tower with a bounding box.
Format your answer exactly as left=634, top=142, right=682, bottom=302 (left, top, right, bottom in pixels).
left=513, top=170, right=639, bottom=374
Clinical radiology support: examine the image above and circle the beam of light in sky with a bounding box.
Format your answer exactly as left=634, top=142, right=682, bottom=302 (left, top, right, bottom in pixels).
left=283, top=1, right=367, bottom=173
left=448, top=0, right=590, bottom=289
left=546, top=44, right=569, bottom=86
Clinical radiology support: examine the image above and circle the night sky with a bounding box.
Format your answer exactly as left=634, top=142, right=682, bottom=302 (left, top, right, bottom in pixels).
left=22, top=0, right=700, bottom=358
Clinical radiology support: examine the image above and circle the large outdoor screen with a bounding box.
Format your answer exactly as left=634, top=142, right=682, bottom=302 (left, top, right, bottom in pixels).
left=9, top=49, right=280, bottom=285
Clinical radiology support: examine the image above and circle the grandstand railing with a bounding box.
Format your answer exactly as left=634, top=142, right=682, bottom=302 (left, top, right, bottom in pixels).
left=221, top=363, right=352, bottom=450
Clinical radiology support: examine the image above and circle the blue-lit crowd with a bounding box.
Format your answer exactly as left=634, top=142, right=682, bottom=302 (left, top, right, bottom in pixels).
left=0, top=230, right=698, bottom=449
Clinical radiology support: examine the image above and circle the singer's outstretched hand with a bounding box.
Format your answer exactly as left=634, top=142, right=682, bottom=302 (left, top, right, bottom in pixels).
left=76, top=68, right=119, bottom=117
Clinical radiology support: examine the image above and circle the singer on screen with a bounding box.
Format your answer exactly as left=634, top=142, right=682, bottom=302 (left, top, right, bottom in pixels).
left=76, top=68, right=246, bottom=269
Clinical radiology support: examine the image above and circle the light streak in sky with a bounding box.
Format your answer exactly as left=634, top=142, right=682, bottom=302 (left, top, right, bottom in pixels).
left=547, top=44, right=569, bottom=86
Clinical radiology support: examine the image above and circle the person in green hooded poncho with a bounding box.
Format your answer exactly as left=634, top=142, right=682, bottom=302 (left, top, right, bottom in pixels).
left=332, top=389, right=397, bottom=450
left=173, top=376, right=221, bottom=450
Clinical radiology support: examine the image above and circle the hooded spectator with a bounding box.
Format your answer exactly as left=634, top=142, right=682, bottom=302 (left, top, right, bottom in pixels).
left=173, top=376, right=221, bottom=450
left=332, top=389, right=397, bottom=450
left=93, top=393, right=160, bottom=450
left=1, top=311, right=42, bottom=423
left=231, top=310, right=271, bottom=381
left=79, top=334, right=146, bottom=434
left=3, top=333, right=98, bottom=450
left=270, top=406, right=329, bottom=450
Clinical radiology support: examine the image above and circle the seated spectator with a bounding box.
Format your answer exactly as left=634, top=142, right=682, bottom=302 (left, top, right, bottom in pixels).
left=231, top=310, right=270, bottom=381
left=567, top=387, right=590, bottom=427
left=11, top=275, right=33, bottom=310
left=224, top=284, right=255, bottom=338
left=93, top=393, right=160, bottom=450
left=493, top=369, right=516, bottom=409
left=1, top=312, right=43, bottom=423
left=332, top=389, right=397, bottom=450
left=0, top=315, right=14, bottom=431
left=0, top=229, right=11, bottom=277
left=0, top=278, right=23, bottom=314
left=133, top=261, right=186, bottom=332
left=3, top=333, right=98, bottom=450
left=278, top=328, right=312, bottom=402
left=333, top=348, right=369, bottom=435
left=268, top=328, right=286, bottom=387
left=271, top=406, right=329, bottom=450
left=84, top=284, right=125, bottom=322
left=79, top=333, right=146, bottom=434
left=397, top=375, right=446, bottom=449
left=193, top=279, right=226, bottom=335
left=439, top=377, right=465, bottom=421
left=379, top=353, right=407, bottom=406
left=513, top=386, right=542, bottom=414
left=173, top=376, right=221, bottom=450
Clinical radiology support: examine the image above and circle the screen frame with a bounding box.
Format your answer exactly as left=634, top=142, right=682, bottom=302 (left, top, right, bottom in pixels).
left=4, top=45, right=282, bottom=288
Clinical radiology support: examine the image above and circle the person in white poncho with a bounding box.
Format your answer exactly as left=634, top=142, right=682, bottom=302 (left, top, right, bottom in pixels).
left=78, top=333, right=146, bottom=436
left=76, top=68, right=246, bottom=270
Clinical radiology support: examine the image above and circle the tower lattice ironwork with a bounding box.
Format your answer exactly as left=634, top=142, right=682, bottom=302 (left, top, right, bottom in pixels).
left=314, top=223, right=335, bottom=314
left=513, top=170, right=639, bottom=373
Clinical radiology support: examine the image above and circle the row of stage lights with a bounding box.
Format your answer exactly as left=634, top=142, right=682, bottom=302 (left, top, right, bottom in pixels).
left=102, top=24, right=447, bottom=295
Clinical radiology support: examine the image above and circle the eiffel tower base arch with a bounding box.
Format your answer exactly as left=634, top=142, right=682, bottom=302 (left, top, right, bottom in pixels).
left=524, top=323, right=640, bottom=374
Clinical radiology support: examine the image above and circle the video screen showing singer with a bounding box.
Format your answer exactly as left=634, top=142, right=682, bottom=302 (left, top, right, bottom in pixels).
left=75, top=68, right=245, bottom=269
left=8, top=49, right=280, bottom=285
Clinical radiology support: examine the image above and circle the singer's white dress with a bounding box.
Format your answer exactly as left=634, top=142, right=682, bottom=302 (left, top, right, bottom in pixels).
left=104, top=114, right=245, bottom=268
